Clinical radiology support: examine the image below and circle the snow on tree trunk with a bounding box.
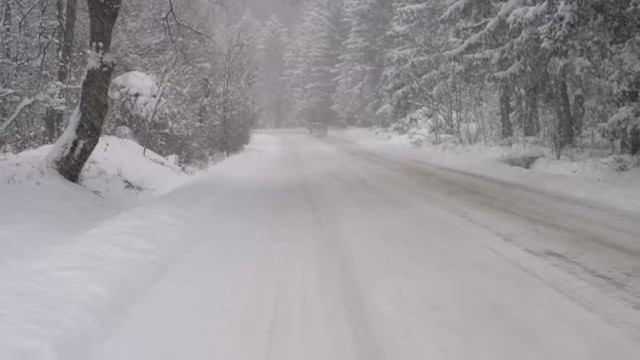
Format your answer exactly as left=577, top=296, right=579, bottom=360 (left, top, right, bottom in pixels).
left=48, top=0, right=122, bottom=183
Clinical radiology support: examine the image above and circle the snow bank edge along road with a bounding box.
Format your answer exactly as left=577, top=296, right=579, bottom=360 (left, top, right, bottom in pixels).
left=0, top=136, right=190, bottom=266
left=0, top=204, right=205, bottom=360
left=0, top=135, right=230, bottom=360
left=336, top=128, right=640, bottom=216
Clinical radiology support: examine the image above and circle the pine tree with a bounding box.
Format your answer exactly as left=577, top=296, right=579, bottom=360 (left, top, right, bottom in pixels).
left=444, top=0, right=516, bottom=140
left=601, top=0, right=640, bottom=154
left=380, top=0, right=449, bottom=128
left=445, top=0, right=593, bottom=150
left=257, top=16, right=289, bottom=128
left=333, top=0, right=392, bottom=126
left=285, top=1, right=339, bottom=126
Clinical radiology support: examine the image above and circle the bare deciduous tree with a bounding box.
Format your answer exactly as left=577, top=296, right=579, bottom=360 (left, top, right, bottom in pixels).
left=45, top=0, right=77, bottom=142
left=49, top=0, right=122, bottom=182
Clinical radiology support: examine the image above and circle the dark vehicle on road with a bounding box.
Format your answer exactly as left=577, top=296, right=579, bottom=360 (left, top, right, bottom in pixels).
left=309, top=122, right=328, bottom=137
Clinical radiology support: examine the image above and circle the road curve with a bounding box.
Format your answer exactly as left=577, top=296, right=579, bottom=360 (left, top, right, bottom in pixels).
left=93, top=131, right=640, bottom=360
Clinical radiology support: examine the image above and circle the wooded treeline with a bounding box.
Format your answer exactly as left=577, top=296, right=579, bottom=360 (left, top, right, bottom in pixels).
left=1, top=0, right=257, bottom=179
left=275, top=0, right=640, bottom=156
left=2, top=0, right=638, bottom=183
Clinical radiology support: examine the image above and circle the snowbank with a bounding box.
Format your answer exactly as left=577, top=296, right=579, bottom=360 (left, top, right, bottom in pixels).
left=3, top=136, right=188, bottom=201
left=0, top=133, right=267, bottom=360
left=81, top=136, right=188, bottom=201
left=338, top=128, right=640, bottom=214
left=0, top=203, right=205, bottom=360
left=0, top=136, right=189, bottom=268
left=0, top=136, right=196, bottom=359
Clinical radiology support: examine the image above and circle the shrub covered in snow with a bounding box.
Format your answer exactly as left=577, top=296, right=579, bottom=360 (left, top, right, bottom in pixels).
left=604, top=104, right=640, bottom=155
left=106, top=71, right=176, bottom=158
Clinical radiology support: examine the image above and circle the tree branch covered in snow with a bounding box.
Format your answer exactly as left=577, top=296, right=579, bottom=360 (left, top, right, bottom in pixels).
left=278, top=0, right=640, bottom=156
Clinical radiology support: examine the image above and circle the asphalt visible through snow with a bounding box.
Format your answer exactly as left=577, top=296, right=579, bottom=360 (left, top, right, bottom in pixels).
left=93, top=130, right=640, bottom=360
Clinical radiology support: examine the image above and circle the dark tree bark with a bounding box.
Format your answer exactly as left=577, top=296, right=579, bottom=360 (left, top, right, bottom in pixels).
left=554, top=68, right=575, bottom=151
left=58, top=0, right=76, bottom=82
left=2, top=0, right=11, bottom=59
left=524, top=84, right=540, bottom=136
left=499, top=82, right=513, bottom=139
left=50, top=0, right=122, bottom=182
left=620, top=128, right=629, bottom=154
left=630, top=127, right=640, bottom=155
left=572, top=91, right=585, bottom=137
left=55, top=0, right=64, bottom=58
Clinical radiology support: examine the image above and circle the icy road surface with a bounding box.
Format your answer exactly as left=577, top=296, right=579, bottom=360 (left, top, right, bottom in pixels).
left=94, top=131, right=640, bottom=360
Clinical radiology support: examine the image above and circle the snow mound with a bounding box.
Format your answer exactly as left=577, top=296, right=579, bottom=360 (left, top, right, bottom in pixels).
left=0, top=203, right=205, bottom=360
left=81, top=136, right=188, bottom=200
left=0, top=133, right=264, bottom=359
left=0, top=136, right=189, bottom=266
left=109, top=71, right=160, bottom=118
left=0, top=136, right=197, bottom=359
left=2, top=136, right=188, bottom=201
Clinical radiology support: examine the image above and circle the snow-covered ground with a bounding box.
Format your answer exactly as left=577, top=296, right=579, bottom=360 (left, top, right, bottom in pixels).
left=0, top=137, right=193, bottom=359
left=2, top=131, right=640, bottom=359
left=337, top=127, right=640, bottom=215
left=0, top=136, right=189, bottom=263
left=91, top=131, right=640, bottom=360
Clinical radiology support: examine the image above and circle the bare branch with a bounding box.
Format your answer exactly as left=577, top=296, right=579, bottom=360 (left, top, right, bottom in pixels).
left=0, top=96, right=36, bottom=135
left=163, top=0, right=216, bottom=45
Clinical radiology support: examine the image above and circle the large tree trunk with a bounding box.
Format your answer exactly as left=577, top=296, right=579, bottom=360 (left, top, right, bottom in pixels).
left=524, top=83, right=540, bottom=136
left=45, top=0, right=77, bottom=143
left=629, top=127, right=640, bottom=156
left=48, top=0, right=122, bottom=183
left=572, top=91, right=585, bottom=137
left=554, top=67, right=575, bottom=151
left=499, top=82, right=513, bottom=139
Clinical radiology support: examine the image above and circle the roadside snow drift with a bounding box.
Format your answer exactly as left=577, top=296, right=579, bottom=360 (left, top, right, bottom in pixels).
left=338, top=128, right=640, bottom=215
left=0, top=136, right=192, bottom=359
left=0, top=136, right=188, bottom=264
left=0, top=203, right=205, bottom=360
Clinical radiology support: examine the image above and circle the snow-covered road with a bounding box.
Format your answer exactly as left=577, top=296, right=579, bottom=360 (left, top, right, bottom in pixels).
left=93, top=131, right=640, bottom=360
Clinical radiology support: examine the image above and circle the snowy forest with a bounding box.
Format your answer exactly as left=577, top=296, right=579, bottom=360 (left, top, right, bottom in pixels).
left=3, top=1, right=640, bottom=358
left=280, top=0, right=640, bottom=158
left=1, top=0, right=258, bottom=181
left=1, top=0, right=640, bottom=182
